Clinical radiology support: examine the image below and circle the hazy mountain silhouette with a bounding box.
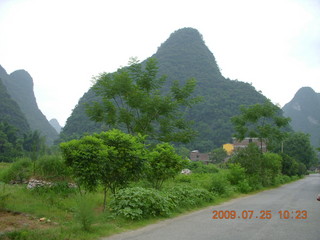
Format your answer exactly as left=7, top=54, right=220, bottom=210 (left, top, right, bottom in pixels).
left=0, top=65, right=58, bottom=145
left=61, top=28, right=273, bottom=151
left=283, top=87, right=320, bottom=147
left=0, top=66, right=30, bottom=134
left=49, top=118, right=62, bottom=133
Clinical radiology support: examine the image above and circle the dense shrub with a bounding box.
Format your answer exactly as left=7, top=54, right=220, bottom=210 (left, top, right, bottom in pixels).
left=227, top=163, right=246, bottom=185
left=247, top=174, right=263, bottom=190
left=0, top=158, right=32, bottom=183
left=210, top=173, right=233, bottom=196
left=236, top=179, right=252, bottom=193
left=187, top=161, right=219, bottom=174
left=261, top=153, right=282, bottom=186
left=165, top=185, right=215, bottom=208
left=145, top=143, right=187, bottom=189
left=36, top=155, right=71, bottom=181
left=111, top=187, right=174, bottom=220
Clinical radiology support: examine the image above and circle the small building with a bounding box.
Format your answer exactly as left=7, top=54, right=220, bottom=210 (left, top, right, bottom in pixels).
left=232, top=137, right=267, bottom=152
left=189, top=150, right=210, bottom=164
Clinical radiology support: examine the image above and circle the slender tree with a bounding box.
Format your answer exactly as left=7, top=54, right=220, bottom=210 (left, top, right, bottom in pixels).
left=231, top=100, right=290, bottom=152
left=86, top=58, right=200, bottom=143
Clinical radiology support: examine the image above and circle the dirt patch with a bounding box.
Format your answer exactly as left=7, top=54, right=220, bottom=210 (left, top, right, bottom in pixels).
left=0, top=211, right=56, bottom=233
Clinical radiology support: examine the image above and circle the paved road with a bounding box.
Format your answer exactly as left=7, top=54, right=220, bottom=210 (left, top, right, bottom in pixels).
left=102, top=174, right=320, bottom=240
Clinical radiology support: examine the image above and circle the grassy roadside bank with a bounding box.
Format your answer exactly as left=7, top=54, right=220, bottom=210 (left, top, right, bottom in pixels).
left=0, top=168, right=303, bottom=240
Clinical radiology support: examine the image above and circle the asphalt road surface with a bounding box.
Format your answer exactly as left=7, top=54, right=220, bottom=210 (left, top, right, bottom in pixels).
left=102, top=174, right=320, bottom=240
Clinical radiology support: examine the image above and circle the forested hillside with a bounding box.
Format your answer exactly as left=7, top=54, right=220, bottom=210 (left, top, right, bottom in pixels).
left=283, top=87, right=320, bottom=147
left=0, top=65, right=58, bottom=145
left=0, top=76, right=30, bottom=134
left=61, top=28, right=272, bottom=151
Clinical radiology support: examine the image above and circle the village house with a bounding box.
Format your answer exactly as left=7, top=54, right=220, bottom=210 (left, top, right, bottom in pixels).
left=189, top=150, right=210, bottom=164
left=232, top=137, right=267, bottom=152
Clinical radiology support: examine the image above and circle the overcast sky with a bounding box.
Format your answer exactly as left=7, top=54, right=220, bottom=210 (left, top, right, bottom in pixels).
left=0, top=0, right=319, bottom=126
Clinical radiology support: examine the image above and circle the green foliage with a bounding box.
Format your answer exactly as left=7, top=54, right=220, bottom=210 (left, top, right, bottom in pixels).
left=1, top=69, right=58, bottom=145
left=230, top=145, right=284, bottom=187
left=165, top=185, right=214, bottom=208
left=1, top=158, right=32, bottom=183
left=87, top=57, right=199, bottom=143
left=281, top=132, right=317, bottom=168
left=74, top=195, right=95, bottom=231
left=111, top=187, right=173, bottom=220
left=227, top=163, right=246, bottom=185
left=231, top=100, right=290, bottom=151
left=94, top=129, right=146, bottom=194
left=230, top=143, right=263, bottom=175
left=0, top=183, right=10, bottom=210
left=186, top=161, right=219, bottom=174
left=282, top=87, right=320, bottom=147
left=60, top=135, right=106, bottom=192
left=60, top=129, right=146, bottom=210
left=280, top=153, right=299, bottom=176
left=261, top=152, right=282, bottom=186
left=0, top=77, right=30, bottom=135
left=210, top=148, right=227, bottom=164
left=35, top=155, right=71, bottom=181
left=210, top=173, right=232, bottom=196
left=0, top=122, right=23, bottom=162
left=145, top=143, right=187, bottom=189
left=111, top=185, right=214, bottom=220
left=236, top=179, right=252, bottom=193
left=61, top=28, right=271, bottom=152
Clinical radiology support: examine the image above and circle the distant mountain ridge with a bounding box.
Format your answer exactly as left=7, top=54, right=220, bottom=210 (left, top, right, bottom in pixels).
left=0, top=65, right=58, bottom=145
left=283, top=87, right=320, bottom=147
left=0, top=73, right=30, bottom=135
left=49, top=118, right=62, bottom=133
left=61, top=28, right=276, bottom=151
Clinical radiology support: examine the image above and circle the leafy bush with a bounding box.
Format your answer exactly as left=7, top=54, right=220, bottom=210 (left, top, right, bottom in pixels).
left=210, top=173, right=233, bottom=196
left=36, top=155, right=71, bottom=181
left=145, top=143, right=187, bottom=189
left=247, top=174, right=263, bottom=190
left=165, top=185, right=215, bottom=208
left=0, top=158, right=32, bottom=183
left=236, top=179, right=252, bottom=193
left=111, top=187, right=174, bottom=220
left=187, top=161, right=219, bottom=174
left=227, top=163, right=246, bottom=185
left=261, top=153, right=282, bottom=186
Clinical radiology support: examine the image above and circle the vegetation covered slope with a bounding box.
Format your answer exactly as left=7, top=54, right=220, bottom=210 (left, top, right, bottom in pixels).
left=0, top=65, right=58, bottom=145
left=283, top=87, right=320, bottom=147
left=61, top=28, right=271, bottom=151
left=0, top=76, right=30, bottom=135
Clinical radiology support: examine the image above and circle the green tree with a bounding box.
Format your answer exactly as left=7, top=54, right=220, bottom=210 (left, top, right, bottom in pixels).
left=94, top=129, right=146, bottom=209
left=210, top=147, right=227, bottom=163
left=230, top=143, right=262, bottom=175
left=60, top=135, right=106, bottom=192
left=23, top=130, right=47, bottom=175
left=280, top=153, right=299, bottom=176
left=86, top=58, right=200, bottom=143
left=60, top=129, right=146, bottom=210
left=231, top=100, right=290, bottom=152
left=146, top=142, right=187, bottom=189
left=0, top=122, right=22, bottom=162
left=282, top=132, right=317, bottom=168
left=262, top=152, right=282, bottom=186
